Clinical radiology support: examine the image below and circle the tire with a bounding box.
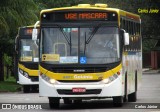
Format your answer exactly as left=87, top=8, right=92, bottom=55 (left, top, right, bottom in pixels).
left=23, top=85, right=30, bottom=93
left=113, top=96, right=123, bottom=107
left=128, top=92, right=137, bottom=102
left=135, top=71, right=138, bottom=91
left=73, top=99, right=82, bottom=104
left=63, top=98, right=72, bottom=104
left=48, top=97, right=60, bottom=109
left=123, top=73, right=128, bottom=102
left=31, top=85, right=38, bottom=93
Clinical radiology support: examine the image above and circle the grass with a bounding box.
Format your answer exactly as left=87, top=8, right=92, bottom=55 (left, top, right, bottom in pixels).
left=0, top=76, right=22, bottom=92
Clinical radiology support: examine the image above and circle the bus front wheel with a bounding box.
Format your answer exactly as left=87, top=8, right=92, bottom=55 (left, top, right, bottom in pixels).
left=23, top=85, right=30, bottom=93
left=73, top=99, right=82, bottom=104
left=113, top=96, right=123, bottom=107
left=63, top=98, right=72, bottom=104
left=48, top=97, right=60, bottom=109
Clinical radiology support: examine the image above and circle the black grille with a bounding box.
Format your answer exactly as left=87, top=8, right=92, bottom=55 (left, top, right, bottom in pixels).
left=51, top=67, right=107, bottom=73
left=40, top=61, right=121, bottom=73
left=30, top=76, right=39, bottom=82
left=57, top=89, right=101, bottom=95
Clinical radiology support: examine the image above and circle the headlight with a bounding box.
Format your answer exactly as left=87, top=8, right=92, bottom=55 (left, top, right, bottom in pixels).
left=41, top=74, right=50, bottom=82
left=102, top=72, right=120, bottom=84
left=23, top=72, right=29, bottom=78
left=19, top=68, right=23, bottom=74
left=19, top=69, right=30, bottom=79
left=41, top=74, right=57, bottom=84
left=50, top=79, right=56, bottom=84
left=102, top=78, right=110, bottom=84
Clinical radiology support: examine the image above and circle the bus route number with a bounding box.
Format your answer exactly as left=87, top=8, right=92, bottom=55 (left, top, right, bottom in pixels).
left=65, top=12, right=108, bottom=20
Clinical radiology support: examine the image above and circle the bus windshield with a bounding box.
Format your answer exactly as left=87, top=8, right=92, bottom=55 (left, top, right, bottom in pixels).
left=20, top=39, right=39, bottom=62
left=41, top=26, right=120, bottom=64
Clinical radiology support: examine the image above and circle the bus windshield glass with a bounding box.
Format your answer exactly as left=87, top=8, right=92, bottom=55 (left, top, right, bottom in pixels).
left=20, top=39, right=39, bottom=62
left=41, top=26, right=120, bottom=64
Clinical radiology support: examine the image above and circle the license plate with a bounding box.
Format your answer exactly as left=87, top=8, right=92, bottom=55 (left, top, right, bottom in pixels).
left=72, top=88, right=86, bottom=93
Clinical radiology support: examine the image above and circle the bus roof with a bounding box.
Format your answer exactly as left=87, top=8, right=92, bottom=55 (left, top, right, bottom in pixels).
left=40, top=4, right=140, bottom=21
left=19, top=25, right=40, bottom=29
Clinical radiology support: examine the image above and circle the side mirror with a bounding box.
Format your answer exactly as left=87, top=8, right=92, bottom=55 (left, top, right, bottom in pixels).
left=124, top=32, right=129, bottom=45
left=32, top=28, right=38, bottom=40
left=120, top=29, right=129, bottom=46
left=32, top=21, right=40, bottom=40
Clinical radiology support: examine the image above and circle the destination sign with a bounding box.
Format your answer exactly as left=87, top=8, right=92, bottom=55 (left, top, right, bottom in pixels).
left=24, top=29, right=33, bottom=35
left=41, top=11, right=118, bottom=22
left=64, top=12, right=108, bottom=20
left=19, top=28, right=39, bottom=36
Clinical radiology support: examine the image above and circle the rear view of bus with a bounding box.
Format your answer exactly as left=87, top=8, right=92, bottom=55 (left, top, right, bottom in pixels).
left=15, top=26, right=39, bottom=93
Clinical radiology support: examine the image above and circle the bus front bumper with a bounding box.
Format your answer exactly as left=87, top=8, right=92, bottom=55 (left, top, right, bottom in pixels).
left=39, top=75, right=123, bottom=98
left=18, top=72, right=38, bottom=85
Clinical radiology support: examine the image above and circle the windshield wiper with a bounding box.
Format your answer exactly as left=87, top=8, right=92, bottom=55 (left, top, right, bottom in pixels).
left=59, top=28, right=71, bottom=45
left=59, top=28, right=72, bottom=55
left=84, top=25, right=100, bottom=55
left=85, top=25, right=100, bottom=44
left=84, top=32, right=87, bottom=55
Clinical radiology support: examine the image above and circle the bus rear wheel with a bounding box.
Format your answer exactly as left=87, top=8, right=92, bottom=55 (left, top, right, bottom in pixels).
left=31, top=85, right=38, bottom=93
left=113, top=96, right=123, bottom=107
left=128, top=92, right=137, bottom=102
left=48, top=97, right=60, bottom=109
left=23, top=85, right=30, bottom=93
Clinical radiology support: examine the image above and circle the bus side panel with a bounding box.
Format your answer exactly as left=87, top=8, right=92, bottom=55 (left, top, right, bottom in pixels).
left=122, top=51, right=142, bottom=95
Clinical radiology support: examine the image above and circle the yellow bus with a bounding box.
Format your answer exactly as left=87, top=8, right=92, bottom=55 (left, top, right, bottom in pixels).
left=15, top=25, right=39, bottom=93
left=35, top=4, right=142, bottom=108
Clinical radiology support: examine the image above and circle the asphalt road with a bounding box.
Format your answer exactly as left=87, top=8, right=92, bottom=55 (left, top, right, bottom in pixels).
left=0, top=72, right=160, bottom=112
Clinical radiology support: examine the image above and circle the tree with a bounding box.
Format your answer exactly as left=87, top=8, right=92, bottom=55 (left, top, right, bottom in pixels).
left=0, top=0, right=39, bottom=81
left=34, top=0, right=81, bottom=10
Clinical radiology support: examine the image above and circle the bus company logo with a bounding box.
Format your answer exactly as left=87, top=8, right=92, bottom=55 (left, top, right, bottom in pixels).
left=2, top=104, right=11, bottom=109
left=73, top=69, right=85, bottom=72
left=74, top=75, right=93, bottom=79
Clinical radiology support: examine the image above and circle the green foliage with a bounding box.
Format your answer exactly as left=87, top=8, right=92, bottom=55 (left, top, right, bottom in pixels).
left=3, top=53, right=12, bottom=66
left=0, top=0, right=39, bottom=56
left=0, top=16, right=9, bottom=36
left=0, top=76, right=20, bottom=92
left=143, top=39, right=157, bottom=51
left=0, top=0, right=39, bottom=81
left=0, top=0, right=38, bottom=38
left=34, top=0, right=80, bottom=10
left=0, top=76, right=21, bottom=92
